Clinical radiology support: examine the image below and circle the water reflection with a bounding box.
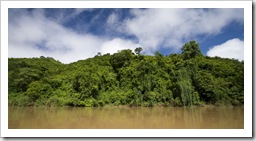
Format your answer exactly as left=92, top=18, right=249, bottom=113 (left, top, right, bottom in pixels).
left=9, top=106, right=244, bottom=129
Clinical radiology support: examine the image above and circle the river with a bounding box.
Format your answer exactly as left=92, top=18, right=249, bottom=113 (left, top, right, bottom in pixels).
left=8, top=106, right=243, bottom=129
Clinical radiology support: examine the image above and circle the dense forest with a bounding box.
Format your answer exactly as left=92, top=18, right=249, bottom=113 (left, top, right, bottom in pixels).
left=8, top=41, right=244, bottom=107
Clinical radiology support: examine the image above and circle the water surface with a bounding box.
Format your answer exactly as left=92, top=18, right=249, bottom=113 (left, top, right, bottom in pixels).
left=9, top=106, right=243, bottom=129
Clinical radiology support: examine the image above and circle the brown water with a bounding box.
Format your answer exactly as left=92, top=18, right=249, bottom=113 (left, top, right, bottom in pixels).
left=8, top=106, right=243, bottom=129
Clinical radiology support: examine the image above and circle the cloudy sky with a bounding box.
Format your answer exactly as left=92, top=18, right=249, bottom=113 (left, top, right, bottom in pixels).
left=8, top=8, right=244, bottom=64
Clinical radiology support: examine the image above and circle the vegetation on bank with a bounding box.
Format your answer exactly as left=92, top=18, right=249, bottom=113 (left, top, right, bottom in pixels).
left=8, top=41, right=244, bottom=107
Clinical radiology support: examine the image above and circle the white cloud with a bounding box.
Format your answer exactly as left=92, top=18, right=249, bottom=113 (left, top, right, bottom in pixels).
left=99, top=38, right=140, bottom=55
left=8, top=9, right=139, bottom=64
left=107, top=13, right=118, bottom=25
left=120, top=8, right=243, bottom=54
left=8, top=8, right=244, bottom=63
left=206, top=38, right=244, bottom=61
left=44, top=8, right=94, bottom=24
left=9, top=9, right=104, bottom=64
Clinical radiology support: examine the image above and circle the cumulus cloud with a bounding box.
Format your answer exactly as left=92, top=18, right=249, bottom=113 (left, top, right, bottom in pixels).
left=9, top=9, right=103, bottom=63
left=120, top=8, right=243, bottom=54
left=8, top=8, right=244, bottom=63
left=207, top=38, right=244, bottom=61
left=8, top=9, right=139, bottom=64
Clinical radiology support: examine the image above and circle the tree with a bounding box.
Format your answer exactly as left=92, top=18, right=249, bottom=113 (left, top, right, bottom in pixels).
left=181, top=40, right=203, bottom=60
left=110, top=49, right=134, bottom=72
left=8, top=45, right=244, bottom=107
left=97, top=52, right=102, bottom=56
left=135, top=47, right=143, bottom=55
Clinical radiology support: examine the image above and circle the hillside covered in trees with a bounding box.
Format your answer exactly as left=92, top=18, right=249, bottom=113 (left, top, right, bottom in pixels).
left=8, top=41, right=244, bottom=107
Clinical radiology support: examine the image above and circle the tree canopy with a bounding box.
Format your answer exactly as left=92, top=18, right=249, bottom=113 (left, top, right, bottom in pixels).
left=8, top=41, right=244, bottom=107
left=181, top=40, right=203, bottom=60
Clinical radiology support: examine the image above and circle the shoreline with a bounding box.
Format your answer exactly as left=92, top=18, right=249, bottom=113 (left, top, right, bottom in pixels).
left=8, top=104, right=244, bottom=108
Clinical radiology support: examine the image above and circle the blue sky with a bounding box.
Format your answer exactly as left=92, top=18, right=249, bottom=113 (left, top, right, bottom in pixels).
left=8, top=8, right=244, bottom=63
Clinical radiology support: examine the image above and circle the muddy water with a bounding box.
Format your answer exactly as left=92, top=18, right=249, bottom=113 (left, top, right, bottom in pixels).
left=8, top=106, right=243, bottom=129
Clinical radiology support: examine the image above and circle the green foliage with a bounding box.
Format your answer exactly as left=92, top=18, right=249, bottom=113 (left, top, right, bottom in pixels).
left=181, top=40, right=203, bottom=60
left=110, top=49, right=134, bottom=72
left=8, top=41, right=244, bottom=107
left=135, top=47, right=143, bottom=55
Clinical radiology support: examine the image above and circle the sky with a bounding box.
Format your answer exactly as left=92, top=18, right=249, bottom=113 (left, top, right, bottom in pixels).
left=8, top=8, right=244, bottom=64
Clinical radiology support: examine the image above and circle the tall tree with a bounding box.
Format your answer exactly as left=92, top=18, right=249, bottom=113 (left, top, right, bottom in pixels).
left=181, top=40, right=203, bottom=60
left=135, top=47, right=143, bottom=55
